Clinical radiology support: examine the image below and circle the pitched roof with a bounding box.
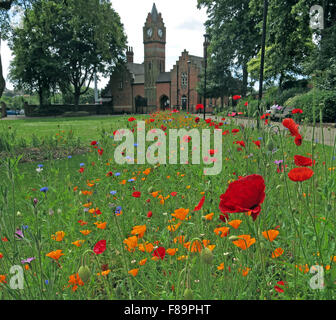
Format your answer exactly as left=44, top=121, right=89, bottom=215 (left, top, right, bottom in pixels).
left=156, top=72, right=171, bottom=83
left=126, top=62, right=144, bottom=76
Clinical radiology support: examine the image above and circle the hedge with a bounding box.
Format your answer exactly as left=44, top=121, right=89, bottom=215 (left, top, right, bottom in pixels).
left=284, top=89, right=336, bottom=123
left=24, top=104, right=114, bottom=117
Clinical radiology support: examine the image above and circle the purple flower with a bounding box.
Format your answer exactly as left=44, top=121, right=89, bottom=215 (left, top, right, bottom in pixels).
left=15, top=228, right=24, bottom=239
left=274, top=160, right=284, bottom=165
left=21, top=257, right=35, bottom=264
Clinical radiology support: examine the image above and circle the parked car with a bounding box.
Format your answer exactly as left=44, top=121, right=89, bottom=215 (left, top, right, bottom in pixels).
left=6, top=108, right=20, bottom=116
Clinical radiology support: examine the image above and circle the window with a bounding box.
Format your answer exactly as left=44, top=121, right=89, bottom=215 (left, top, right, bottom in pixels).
left=181, top=72, right=188, bottom=88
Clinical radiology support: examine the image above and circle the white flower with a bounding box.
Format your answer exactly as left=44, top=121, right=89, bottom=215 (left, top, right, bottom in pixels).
left=36, top=167, right=43, bottom=173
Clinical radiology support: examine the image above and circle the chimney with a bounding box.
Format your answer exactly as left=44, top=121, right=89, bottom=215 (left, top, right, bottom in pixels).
left=126, top=46, right=134, bottom=63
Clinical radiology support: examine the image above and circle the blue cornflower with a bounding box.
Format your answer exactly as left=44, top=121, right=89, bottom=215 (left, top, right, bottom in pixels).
left=128, top=178, right=135, bottom=182
left=80, top=163, right=85, bottom=167
left=37, top=164, right=43, bottom=168
left=110, top=191, right=117, bottom=195
left=115, top=206, right=122, bottom=215
left=114, top=172, right=121, bottom=177
left=134, top=143, right=138, bottom=147
left=40, top=187, right=48, bottom=193
left=68, top=156, right=72, bottom=159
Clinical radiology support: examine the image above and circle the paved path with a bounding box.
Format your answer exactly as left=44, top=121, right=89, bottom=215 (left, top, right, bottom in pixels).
left=199, top=114, right=336, bottom=147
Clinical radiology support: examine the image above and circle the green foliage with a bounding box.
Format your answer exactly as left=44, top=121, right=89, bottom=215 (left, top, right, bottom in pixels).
left=9, top=0, right=127, bottom=106
left=284, top=89, right=336, bottom=123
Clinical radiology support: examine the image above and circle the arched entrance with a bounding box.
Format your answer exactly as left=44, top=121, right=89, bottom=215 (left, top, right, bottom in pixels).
left=160, top=95, right=169, bottom=110
left=135, top=95, right=147, bottom=114
left=181, top=95, right=187, bottom=111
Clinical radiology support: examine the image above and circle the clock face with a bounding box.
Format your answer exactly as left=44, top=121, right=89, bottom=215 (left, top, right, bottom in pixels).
left=158, top=29, right=163, bottom=38
left=147, top=28, right=153, bottom=38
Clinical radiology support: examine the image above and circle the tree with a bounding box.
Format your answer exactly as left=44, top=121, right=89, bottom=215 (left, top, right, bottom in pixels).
left=198, top=0, right=261, bottom=97
left=0, top=0, right=37, bottom=99
left=9, top=0, right=127, bottom=106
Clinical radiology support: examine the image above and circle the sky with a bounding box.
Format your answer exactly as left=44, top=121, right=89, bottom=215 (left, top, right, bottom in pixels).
left=1, top=0, right=209, bottom=91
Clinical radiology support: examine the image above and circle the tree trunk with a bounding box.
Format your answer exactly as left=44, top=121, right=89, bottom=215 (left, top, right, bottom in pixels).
left=0, top=37, right=5, bottom=99
left=74, top=87, right=80, bottom=110
left=242, top=62, right=248, bottom=97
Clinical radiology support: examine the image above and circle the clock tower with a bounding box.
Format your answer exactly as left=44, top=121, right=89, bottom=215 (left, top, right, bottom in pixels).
left=143, top=3, right=166, bottom=108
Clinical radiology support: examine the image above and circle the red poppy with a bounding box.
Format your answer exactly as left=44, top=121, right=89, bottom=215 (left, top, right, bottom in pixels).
left=292, top=108, right=303, bottom=114
left=294, top=134, right=302, bottom=146
left=147, top=211, right=153, bottom=218
left=288, top=168, right=314, bottom=182
left=232, top=129, right=240, bottom=134
left=282, top=118, right=300, bottom=137
left=252, top=140, right=261, bottom=148
left=171, top=192, right=177, bottom=197
left=153, top=247, right=166, bottom=260
left=149, top=119, right=155, bottom=123
left=219, top=175, right=266, bottom=221
left=196, top=104, right=204, bottom=110
left=233, top=95, right=242, bottom=101
left=219, top=213, right=229, bottom=222
left=132, top=191, right=141, bottom=198
left=195, top=117, right=200, bottom=123
left=194, top=196, right=205, bottom=211
left=244, top=101, right=249, bottom=106
left=235, top=141, right=246, bottom=148
left=98, top=148, right=104, bottom=156
left=294, top=155, right=313, bottom=167
left=91, top=141, right=97, bottom=146
left=79, top=168, right=84, bottom=173
left=93, top=240, right=106, bottom=255
left=128, top=117, right=136, bottom=122
left=161, top=125, right=167, bottom=131
left=106, top=171, right=113, bottom=176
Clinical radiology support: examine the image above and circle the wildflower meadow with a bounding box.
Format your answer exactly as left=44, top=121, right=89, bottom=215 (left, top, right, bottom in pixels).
left=1, top=109, right=336, bottom=301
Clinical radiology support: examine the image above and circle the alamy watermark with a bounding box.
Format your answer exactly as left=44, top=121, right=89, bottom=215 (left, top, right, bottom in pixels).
left=310, top=5, right=324, bottom=30
left=9, top=265, right=24, bottom=290
left=113, top=121, right=223, bottom=176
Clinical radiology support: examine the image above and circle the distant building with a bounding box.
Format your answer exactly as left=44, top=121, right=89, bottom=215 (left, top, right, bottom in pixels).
left=103, top=3, right=217, bottom=114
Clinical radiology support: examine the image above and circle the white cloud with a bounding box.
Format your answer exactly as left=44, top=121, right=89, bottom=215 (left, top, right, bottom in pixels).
left=1, top=0, right=208, bottom=91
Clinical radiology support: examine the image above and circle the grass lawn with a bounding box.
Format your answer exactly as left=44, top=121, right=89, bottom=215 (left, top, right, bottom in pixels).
left=1, top=111, right=336, bottom=300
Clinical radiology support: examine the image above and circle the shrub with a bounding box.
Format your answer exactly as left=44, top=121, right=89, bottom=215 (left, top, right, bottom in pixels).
left=284, top=89, right=336, bottom=123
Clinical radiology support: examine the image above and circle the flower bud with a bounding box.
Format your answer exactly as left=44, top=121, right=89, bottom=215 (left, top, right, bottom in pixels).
left=200, top=247, right=213, bottom=265
left=78, top=265, right=91, bottom=283
left=183, top=288, right=193, bottom=300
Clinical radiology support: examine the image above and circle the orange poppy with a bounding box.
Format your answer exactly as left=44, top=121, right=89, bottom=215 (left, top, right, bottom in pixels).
left=72, top=240, right=85, bottom=247
left=123, top=236, right=138, bottom=252
left=51, top=231, right=65, bottom=242
left=262, top=230, right=279, bottom=242
left=80, top=230, right=91, bottom=236
left=131, top=225, right=146, bottom=239
left=139, top=258, right=148, bottom=266
left=171, top=208, right=189, bottom=221
left=128, top=269, right=139, bottom=277
left=272, top=248, right=284, bottom=258
left=138, top=242, right=154, bottom=253
left=232, top=235, right=256, bottom=250
left=217, top=263, right=225, bottom=271
left=214, top=226, right=230, bottom=238
left=174, top=235, right=185, bottom=244
left=228, top=220, right=242, bottom=229
left=167, top=222, right=181, bottom=232
left=46, top=250, right=64, bottom=260
left=204, top=213, right=214, bottom=221
left=166, top=248, right=178, bottom=256
left=95, top=222, right=107, bottom=230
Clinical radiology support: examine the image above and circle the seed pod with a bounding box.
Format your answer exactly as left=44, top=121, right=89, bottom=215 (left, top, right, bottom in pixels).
left=78, top=265, right=91, bottom=283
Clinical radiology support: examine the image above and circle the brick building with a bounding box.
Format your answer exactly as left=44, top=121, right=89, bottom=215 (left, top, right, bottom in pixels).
left=103, top=3, right=216, bottom=114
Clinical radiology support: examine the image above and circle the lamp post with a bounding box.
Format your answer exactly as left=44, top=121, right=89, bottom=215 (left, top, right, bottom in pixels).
left=187, top=60, right=191, bottom=112
left=257, top=0, right=269, bottom=129
left=203, top=34, right=210, bottom=120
